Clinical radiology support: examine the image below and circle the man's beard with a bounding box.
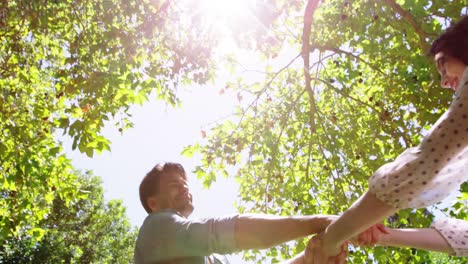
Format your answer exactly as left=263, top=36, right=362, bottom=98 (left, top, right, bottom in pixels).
left=179, top=202, right=194, bottom=217
left=177, top=197, right=194, bottom=217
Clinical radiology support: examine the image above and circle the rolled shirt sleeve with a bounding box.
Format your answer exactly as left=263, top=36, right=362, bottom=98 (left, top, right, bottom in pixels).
left=135, top=211, right=239, bottom=264
left=431, top=218, right=468, bottom=256
left=369, top=67, right=468, bottom=209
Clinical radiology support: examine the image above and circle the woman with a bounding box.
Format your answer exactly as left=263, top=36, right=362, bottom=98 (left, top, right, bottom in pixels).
left=306, top=16, right=468, bottom=263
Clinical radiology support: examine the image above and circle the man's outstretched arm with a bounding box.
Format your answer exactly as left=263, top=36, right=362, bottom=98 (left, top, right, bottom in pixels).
left=234, top=214, right=336, bottom=250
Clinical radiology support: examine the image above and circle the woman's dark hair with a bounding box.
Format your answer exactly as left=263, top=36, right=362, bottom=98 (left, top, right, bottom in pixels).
left=139, top=162, right=186, bottom=213
left=429, top=16, right=468, bottom=65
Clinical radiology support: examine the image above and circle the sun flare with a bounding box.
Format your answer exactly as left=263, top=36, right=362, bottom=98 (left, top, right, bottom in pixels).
left=199, top=0, right=255, bottom=18
left=196, top=0, right=253, bottom=26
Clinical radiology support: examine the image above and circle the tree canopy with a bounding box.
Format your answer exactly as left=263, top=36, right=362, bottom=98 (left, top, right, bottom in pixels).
left=0, top=171, right=137, bottom=263
left=1, top=0, right=212, bottom=248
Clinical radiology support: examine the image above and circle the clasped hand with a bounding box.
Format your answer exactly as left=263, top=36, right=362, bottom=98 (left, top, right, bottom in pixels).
left=304, top=223, right=388, bottom=264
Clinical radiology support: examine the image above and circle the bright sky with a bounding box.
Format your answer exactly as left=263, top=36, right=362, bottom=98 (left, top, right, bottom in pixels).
left=64, top=83, right=249, bottom=262
left=62, top=1, right=295, bottom=262
left=63, top=0, right=267, bottom=227
left=65, top=85, right=239, bottom=221
left=62, top=33, right=302, bottom=264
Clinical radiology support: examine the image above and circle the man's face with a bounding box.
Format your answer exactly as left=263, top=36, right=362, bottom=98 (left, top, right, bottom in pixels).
left=435, top=52, right=465, bottom=92
left=157, top=171, right=194, bottom=217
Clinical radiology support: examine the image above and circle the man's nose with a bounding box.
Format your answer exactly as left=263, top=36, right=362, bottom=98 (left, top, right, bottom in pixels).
left=179, top=184, right=189, bottom=194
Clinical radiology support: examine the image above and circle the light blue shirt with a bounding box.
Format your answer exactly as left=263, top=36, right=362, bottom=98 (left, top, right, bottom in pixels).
left=134, top=210, right=238, bottom=264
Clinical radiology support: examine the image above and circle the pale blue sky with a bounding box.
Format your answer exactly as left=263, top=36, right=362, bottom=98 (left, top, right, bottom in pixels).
left=63, top=33, right=298, bottom=226
left=63, top=84, right=251, bottom=262
left=64, top=83, right=243, bottom=220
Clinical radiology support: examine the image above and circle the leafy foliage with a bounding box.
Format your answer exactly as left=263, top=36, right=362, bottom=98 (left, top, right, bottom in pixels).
left=1, top=0, right=215, bottom=245
left=0, top=171, right=137, bottom=264
left=183, top=0, right=468, bottom=262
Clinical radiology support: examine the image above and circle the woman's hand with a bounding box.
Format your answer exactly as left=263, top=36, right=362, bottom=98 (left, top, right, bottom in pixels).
left=351, top=223, right=389, bottom=246
left=304, top=232, right=348, bottom=264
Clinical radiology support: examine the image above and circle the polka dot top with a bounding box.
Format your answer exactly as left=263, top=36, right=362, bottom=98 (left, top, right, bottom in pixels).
left=368, top=66, right=468, bottom=256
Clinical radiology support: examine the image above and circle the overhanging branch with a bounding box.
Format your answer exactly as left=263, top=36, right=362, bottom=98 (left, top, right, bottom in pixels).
left=382, top=0, right=434, bottom=52
left=302, top=0, right=321, bottom=133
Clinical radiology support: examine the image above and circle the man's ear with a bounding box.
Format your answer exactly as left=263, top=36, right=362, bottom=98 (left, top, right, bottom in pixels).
left=147, top=196, right=159, bottom=212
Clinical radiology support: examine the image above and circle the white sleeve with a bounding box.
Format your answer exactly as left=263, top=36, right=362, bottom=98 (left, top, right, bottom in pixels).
left=369, top=66, right=468, bottom=209
left=432, top=217, right=468, bottom=256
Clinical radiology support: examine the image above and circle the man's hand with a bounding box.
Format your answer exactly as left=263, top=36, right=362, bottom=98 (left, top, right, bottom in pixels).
left=351, top=223, right=389, bottom=246
left=304, top=233, right=347, bottom=264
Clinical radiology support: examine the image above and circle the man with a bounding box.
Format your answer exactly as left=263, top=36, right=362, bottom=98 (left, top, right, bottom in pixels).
left=134, top=162, right=341, bottom=264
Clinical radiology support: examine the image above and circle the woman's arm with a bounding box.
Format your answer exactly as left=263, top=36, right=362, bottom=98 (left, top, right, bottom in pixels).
left=378, top=228, right=454, bottom=254
left=280, top=251, right=305, bottom=264
left=320, top=191, right=397, bottom=256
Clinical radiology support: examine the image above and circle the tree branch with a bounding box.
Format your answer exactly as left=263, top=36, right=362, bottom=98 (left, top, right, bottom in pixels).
left=301, top=0, right=321, bottom=134
left=382, top=0, right=434, bottom=52
left=310, top=44, right=411, bottom=94
left=226, top=53, right=301, bottom=138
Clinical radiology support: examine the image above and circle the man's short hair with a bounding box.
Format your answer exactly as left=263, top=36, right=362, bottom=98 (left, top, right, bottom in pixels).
left=139, top=162, right=187, bottom=213
left=429, top=16, right=468, bottom=65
